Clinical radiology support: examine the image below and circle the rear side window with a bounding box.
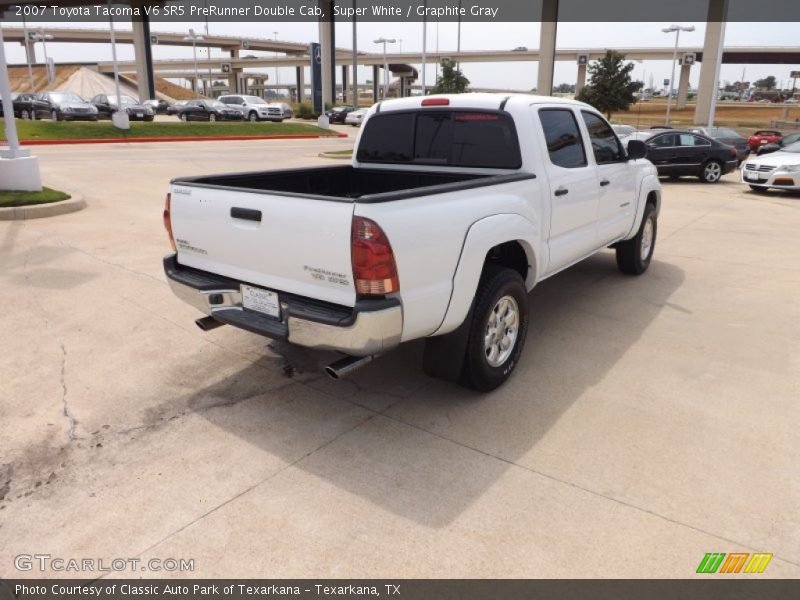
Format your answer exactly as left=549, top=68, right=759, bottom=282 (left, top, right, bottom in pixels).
left=357, top=110, right=521, bottom=169
left=581, top=111, right=624, bottom=163
left=538, top=109, right=587, bottom=168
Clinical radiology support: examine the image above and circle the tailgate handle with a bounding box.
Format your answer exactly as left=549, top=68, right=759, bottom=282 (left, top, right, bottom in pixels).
left=231, top=207, right=262, bottom=222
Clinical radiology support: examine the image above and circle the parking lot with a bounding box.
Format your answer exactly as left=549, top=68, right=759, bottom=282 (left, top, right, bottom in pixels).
left=1, top=137, right=799, bottom=578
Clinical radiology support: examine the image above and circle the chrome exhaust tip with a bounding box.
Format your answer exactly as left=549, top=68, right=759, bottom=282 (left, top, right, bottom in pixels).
left=195, top=316, right=225, bottom=331
left=325, top=355, right=377, bottom=379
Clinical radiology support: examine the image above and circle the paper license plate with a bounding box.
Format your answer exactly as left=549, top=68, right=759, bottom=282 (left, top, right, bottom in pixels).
left=241, top=285, right=280, bottom=318
left=136, top=113, right=143, bottom=117
left=744, top=171, right=761, bottom=181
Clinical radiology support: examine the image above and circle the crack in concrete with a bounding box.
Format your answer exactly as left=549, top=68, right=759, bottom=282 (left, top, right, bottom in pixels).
left=59, top=342, right=78, bottom=442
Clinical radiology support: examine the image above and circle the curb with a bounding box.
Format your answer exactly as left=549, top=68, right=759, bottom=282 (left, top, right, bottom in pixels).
left=0, top=196, right=86, bottom=221
left=18, top=133, right=348, bottom=146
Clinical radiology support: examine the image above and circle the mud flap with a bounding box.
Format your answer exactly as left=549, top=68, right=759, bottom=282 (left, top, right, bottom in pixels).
left=422, top=304, right=475, bottom=383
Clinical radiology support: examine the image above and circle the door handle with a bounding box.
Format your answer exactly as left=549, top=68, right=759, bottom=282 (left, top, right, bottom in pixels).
left=231, top=207, right=262, bottom=222
left=554, top=187, right=569, bottom=197
left=600, top=179, right=611, bottom=187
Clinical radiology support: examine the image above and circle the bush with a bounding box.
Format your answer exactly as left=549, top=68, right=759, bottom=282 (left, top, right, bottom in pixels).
left=296, top=102, right=314, bottom=119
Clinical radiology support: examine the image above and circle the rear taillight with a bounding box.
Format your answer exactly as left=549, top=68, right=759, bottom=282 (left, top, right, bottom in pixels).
left=730, top=147, right=738, bottom=158
left=163, top=193, right=176, bottom=252
left=351, top=216, right=399, bottom=296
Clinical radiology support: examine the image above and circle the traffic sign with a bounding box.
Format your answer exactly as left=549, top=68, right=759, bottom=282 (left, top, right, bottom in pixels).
left=577, top=54, right=588, bottom=65
left=221, top=63, right=231, bottom=74
left=791, top=71, right=800, bottom=79
left=150, top=35, right=158, bottom=45
left=242, top=39, right=249, bottom=50
left=683, top=53, right=696, bottom=65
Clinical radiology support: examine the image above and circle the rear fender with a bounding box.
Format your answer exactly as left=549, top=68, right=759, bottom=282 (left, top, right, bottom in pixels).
left=433, top=213, right=539, bottom=336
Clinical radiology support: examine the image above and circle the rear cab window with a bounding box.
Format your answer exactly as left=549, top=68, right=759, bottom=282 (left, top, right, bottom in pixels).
left=537, top=108, right=588, bottom=168
left=356, top=110, right=522, bottom=169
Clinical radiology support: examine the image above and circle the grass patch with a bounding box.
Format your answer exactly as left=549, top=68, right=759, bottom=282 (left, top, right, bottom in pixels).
left=0, top=187, right=71, bottom=207
left=323, top=149, right=353, bottom=155
left=0, top=119, right=335, bottom=141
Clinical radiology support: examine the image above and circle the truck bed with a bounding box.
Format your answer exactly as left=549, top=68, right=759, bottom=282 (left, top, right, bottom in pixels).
left=172, top=165, right=532, bottom=203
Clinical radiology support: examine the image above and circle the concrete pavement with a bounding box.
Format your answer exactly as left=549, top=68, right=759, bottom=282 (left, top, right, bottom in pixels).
left=1, top=139, right=798, bottom=578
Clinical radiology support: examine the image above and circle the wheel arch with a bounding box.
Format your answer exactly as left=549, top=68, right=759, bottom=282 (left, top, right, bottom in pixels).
left=432, top=213, right=539, bottom=337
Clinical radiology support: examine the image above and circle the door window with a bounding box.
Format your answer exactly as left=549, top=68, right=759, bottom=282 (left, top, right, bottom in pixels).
left=538, top=109, right=587, bottom=168
left=581, top=111, right=624, bottom=163
left=649, top=134, right=676, bottom=148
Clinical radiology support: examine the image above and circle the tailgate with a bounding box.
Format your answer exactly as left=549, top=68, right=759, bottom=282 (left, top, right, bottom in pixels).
left=169, top=184, right=357, bottom=307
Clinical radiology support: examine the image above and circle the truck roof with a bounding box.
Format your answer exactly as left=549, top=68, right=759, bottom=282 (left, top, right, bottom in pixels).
left=374, top=92, right=589, bottom=113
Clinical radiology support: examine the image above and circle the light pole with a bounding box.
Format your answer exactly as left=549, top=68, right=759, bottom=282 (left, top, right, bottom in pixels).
left=273, top=31, right=280, bottom=99
left=183, top=29, right=204, bottom=95
left=33, top=28, right=54, bottom=83
left=374, top=37, right=396, bottom=99
left=21, top=15, right=34, bottom=91
left=421, top=1, right=427, bottom=96
left=662, top=24, right=695, bottom=126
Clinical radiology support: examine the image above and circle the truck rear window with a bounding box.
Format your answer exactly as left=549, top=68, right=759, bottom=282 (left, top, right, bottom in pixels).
left=357, top=110, right=522, bottom=169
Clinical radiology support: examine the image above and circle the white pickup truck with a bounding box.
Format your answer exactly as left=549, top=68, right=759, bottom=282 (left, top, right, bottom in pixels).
left=163, top=93, right=661, bottom=391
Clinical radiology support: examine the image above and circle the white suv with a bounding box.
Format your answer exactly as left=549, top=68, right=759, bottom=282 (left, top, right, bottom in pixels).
left=218, top=95, right=284, bottom=122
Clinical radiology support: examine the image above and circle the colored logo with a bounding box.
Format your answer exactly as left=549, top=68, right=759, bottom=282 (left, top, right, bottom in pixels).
left=696, top=552, right=773, bottom=574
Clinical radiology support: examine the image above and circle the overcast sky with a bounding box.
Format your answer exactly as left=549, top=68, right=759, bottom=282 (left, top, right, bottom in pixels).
left=4, top=20, right=800, bottom=91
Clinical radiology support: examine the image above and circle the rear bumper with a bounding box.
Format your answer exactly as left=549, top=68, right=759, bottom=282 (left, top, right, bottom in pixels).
left=163, top=255, right=402, bottom=356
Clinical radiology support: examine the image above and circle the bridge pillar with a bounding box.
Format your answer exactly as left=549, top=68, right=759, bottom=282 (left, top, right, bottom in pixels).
left=229, top=48, right=241, bottom=94
left=341, top=65, right=348, bottom=103
left=318, top=1, right=335, bottom=107
left=296, top=66, right=305, bottom=102
left=677, top=61, right=691, bottom=109
left=23, top=39, right=37, bottom=65
left=537, top=0, right=559, bottom=95
left=373, top=65, right=379, bottom=102
left=131, top=13, right=155, bottom=102
left=576, top=62, right=587, bottom=95
left=694, top=0, right=727, bottom=125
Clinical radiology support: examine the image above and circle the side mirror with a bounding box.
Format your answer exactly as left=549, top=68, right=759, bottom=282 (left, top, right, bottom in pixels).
left=627, top=140, right=648, bottom=160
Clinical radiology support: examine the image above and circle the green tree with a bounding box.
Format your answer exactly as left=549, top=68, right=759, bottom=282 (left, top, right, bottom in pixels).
left=575, top=50, right=642, bottom=118
left=431, top=58, right=470, bottom=94
left=754, top=76, right=777, bottom=90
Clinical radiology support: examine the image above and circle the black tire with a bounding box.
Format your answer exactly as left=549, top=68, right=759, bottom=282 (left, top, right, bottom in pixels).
left=248, top=111, right=258, bottom=122
left=208, top=113, right=217, bottom=123
left=51, top=109, right=60, bottom=122
left=749, top=185, right=768, bottom=193
left=180, top=113, right=189, bottom=122
left=616, top=203, right=657, bottom=275
left=700, top=159, right=723, bottom=183
left=460, top=265, right=529, bottom=392
left=144, top=116, right=154, bottom=122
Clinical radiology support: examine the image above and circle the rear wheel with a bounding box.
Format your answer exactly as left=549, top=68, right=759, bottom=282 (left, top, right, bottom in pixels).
left=180, top=113, right=189, bottom=122
left=460, top=266, right=529, bottom=392
left=20, top=109, right=30, bottom=120
left=209, top=113, right=217, bottom=123
left=700, top=160, right=723, bottom=183
left=51, top=109, right=60, bottom=121
left=248, top=111, right=258, bottom=122
left=616, top=203, right=657, bottom=275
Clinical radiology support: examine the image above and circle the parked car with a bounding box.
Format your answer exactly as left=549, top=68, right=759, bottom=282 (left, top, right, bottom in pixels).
left=644, top=131, right=739, bottom=183
left=218, top=94, right=284, bottom=122
left=89, top=94, right=155, bottom=121
left=325, top=106, right=356, bottom=124
left=747, top=130, right=782, bottom=151
left=162, top=93, right=661, bottom=391
left=756, top=132, right=800, bottom=155
left=689, top=126, right=749, bottom=163
left=345, top=108, right=366, bottom=126
left=741, top=141, right=800, bottom=192
left=277, top=103, right=294, bottom=119
left=611, top=124, right=636, bottom=138
left=144, top=99, right=171, bottom=114
left=178, top=99, right=244, bottom=122
left=511, top=46, right=528, bottom=51
left=38, top=91, right=99, bottom=121
left=0, top=92, right=50, bottom=120
left=166, top=100, right=189, bottom=116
